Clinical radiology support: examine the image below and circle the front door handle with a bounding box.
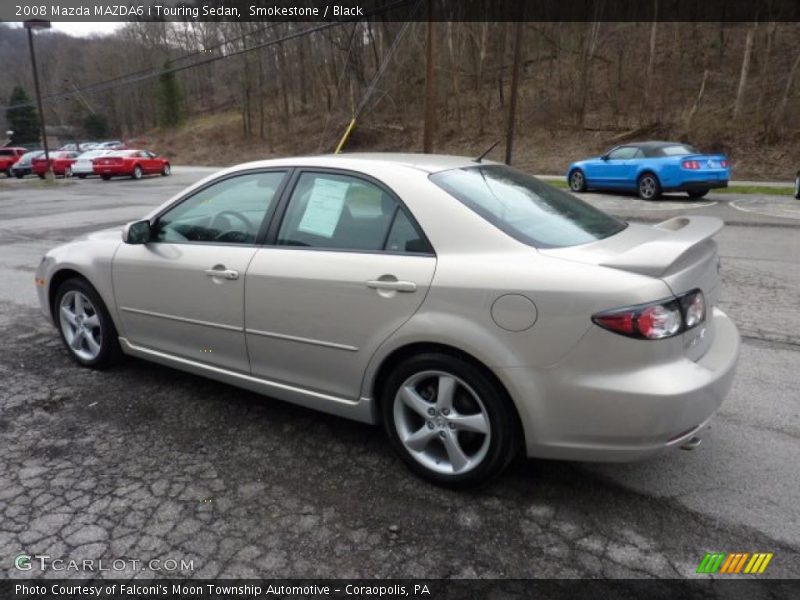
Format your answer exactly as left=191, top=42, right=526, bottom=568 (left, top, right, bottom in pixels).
left=366, top=279, right=417, bottom=293
left=204, top=267, right=239, bottom=280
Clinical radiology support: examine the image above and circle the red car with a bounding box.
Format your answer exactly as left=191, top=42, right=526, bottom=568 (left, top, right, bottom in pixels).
left=32, top=151, right=79, bottom=178
left=92, top=150, right=171, bottom=180
left=0, top=147, right=28, bottom=177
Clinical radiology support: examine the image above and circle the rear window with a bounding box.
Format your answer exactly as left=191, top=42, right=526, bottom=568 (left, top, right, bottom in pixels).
left=430, top=165, right=626, bottom=249
left=658, top=144, right=698, bottom=156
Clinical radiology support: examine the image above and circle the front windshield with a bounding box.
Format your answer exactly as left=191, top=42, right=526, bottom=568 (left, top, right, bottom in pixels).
left=430, top=165, right=627, bottom=248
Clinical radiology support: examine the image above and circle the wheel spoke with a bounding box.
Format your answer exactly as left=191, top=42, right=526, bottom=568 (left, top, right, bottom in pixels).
left=83, top=314, right=100, bottom=328
left=400, top=386, right=432, bottom=418
left=70, top=329, right=85, bottom=350
left=403, top=426, right=437, bottom=452
left=435, top=375, right=456, bottom=410
left=60, top=306, right=78, bottom=327
left=448, top=411, right=489, bottom=434
left=84, top=332, right=101, bottom=355
left=74, top=294, right=85, bottom=317
left=442, top=430, right=470, bottom=473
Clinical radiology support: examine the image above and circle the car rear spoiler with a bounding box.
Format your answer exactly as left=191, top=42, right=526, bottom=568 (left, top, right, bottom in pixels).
left=600, top=216, right=723, bottom=277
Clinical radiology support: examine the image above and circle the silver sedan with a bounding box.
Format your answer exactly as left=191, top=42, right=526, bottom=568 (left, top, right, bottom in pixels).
left=35, top=154, right=740, bottom=487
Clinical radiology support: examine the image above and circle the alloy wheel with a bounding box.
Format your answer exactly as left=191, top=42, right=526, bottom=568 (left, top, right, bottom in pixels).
left=569, top=170, right=584, bottom=191
left=640, top=176, right=656, bottom=199
left=59, top=290, right=103, bottom=361
left=393, top=370, right=491, bottom=475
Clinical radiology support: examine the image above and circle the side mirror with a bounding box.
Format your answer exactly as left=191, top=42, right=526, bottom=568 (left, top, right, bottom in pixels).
left=600, top=154, right=609, bottom=161
left=123, top=220, right=152, bottom=244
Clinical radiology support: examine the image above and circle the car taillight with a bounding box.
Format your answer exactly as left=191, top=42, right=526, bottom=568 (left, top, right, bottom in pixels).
left=592, top=290, right=705, bottom=340
left=682, top=160, right=701, bottom=169
left=720, top=159, right=730, bottom=168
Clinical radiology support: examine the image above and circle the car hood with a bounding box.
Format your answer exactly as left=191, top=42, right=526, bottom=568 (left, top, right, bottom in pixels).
left=75, top=227, right=124, bottom=242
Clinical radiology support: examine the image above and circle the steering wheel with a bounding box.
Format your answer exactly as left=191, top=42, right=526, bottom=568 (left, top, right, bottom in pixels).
left=210, top=210, right=253, bottom=241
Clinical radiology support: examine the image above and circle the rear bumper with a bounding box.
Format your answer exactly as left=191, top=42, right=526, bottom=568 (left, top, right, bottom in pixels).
left=497, top=307, right=740, bottom=462
left=668, top=180, right=729, bottom=192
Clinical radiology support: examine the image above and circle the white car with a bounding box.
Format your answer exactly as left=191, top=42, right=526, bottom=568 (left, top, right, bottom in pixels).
left=35, top=154, right=740, bottom=486
left=71, top=150, right=111, bottom=178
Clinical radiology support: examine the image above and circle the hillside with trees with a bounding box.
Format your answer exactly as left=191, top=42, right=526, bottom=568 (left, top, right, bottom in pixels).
left=1, top=19, right=799, bottom=178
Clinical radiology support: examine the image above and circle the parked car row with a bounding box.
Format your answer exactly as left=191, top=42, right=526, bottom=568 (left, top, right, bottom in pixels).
left=7, top=149, right=170, bottom=181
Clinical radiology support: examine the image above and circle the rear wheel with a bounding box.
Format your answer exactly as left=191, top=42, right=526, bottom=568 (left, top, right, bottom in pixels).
left=569, top=169, right=587, bottom=192
left=101, top=174, right=112, bottom=181
left=78, top=174, right=86, bottom=179
left=15, top=173, right=23, bottom=179
left=688, top=189, right=709, bottom=198
left=54, top=278, right=122, bottom=369
left=132, top=165, right=143, bottom=180
left=161, top=163, right=171, bottom=176
left=38, top=173, right=45, bottom=179
left=637, top=172, right=662, bottom=200
left=382, top=353, right=520, bottom=488
left=5, top=168, right=11, bottom=178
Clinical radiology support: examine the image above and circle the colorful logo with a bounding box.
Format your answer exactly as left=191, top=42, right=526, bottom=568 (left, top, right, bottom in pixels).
left=696, top=552, right=773, bottom=574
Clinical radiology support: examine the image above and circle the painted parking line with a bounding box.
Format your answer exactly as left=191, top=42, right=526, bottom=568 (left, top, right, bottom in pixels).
left=731, top=198, right=800, bottom=221
left=576, top=193, right=718, bottom=212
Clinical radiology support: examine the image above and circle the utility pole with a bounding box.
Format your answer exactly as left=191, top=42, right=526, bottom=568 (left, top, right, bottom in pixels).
left=422, top=0, right=436, bottom=153
left=25, top=19, right=53, bottom=181
left=505, top=19, right=524, bottom=165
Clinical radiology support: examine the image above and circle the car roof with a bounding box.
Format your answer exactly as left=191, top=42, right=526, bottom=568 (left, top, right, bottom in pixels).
left=235, top=153, right=493, bottom=174
left=622, top=141, right=693, bottom=149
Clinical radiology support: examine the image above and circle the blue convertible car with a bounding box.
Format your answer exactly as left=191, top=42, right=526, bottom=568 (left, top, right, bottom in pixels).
left=566, top=141, right=730, bottom=200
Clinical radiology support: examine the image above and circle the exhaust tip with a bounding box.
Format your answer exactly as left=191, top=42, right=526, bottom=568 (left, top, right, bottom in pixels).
left=680, top=436, right=702, bottom=451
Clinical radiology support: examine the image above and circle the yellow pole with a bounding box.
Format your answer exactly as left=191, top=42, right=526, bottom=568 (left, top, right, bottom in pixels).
left=334, top=118, right=357, bottom=154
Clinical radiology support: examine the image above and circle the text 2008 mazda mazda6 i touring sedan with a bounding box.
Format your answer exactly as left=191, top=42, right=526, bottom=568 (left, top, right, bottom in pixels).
left=35, top=154, right=740, bottom=486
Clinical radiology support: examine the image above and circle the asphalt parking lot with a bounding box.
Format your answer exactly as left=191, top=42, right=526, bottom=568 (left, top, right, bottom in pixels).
left=1, top=169, right=799, bottom=579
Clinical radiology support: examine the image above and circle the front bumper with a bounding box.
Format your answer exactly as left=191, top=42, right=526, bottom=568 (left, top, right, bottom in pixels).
left=497, top=307, right=740, bottom=462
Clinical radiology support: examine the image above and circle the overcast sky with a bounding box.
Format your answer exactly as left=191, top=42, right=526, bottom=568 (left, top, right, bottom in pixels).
left=8, top=22, right=123, bottom=38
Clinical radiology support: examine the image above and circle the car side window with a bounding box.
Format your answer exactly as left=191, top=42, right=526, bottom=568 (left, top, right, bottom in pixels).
left=277, top=172, right=430, bottom=253
left=153, top=171, right=286, bottom=245
left=608, top=147, right=637, bottom=160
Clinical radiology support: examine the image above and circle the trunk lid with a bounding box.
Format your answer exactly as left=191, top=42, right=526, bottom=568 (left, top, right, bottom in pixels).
left=541, top=216, right=722, bottom=360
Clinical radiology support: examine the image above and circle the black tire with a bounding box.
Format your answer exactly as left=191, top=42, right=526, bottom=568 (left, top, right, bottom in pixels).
left=53, top=277, right=122, bottom=369
left=101, top=174, right=112, bottom=181
left=794, top=174, right=799, bottom=200
left=688, top=189, right=709, bottom=198
left=38, top=173, right=45, bottom=179
left=132, top=165, right=143, bottom=180
left=161, top=163, right=171, bottom=176
left=78, top=174, right=86, bottom=179
left=5, top=168, right=11, bottom=178
left=15, top=173, right=23, bottom=179
left=637, top=172, right=662, bottom=200
left=568, top=169, right=587, bottom=192
left=381, top=352, right=520, bottom=488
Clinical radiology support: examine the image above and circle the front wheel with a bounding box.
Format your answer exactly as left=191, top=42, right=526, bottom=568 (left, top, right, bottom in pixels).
left=161, top=163, right=171, bottom=176
left=15, top=173, right=23, bottom=179
left=5, top=168, right=11, bottom=178
left=132, top=165, right=143, bottom=180
left=569, top=169, right=587, bottom=192
left=382, top=353, right=520, bottom=488
left=637, top=173, right=662, bottom=200
left=78, top=174, right=86, bottom=179
left=688, top=189, right=709, bottom=198
left=101, top=174, right=112, bottom=181
left=54, top=278, right=122, bottom=369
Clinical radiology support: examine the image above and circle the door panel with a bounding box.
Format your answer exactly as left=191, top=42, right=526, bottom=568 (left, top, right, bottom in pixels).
left=113, top=244, right=256, bottom=371
left=245, top=249, right=436, bottom=399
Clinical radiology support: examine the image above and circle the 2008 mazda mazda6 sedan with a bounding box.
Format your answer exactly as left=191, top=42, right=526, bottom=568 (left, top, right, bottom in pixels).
left=35, top=154, right=740, bottom=487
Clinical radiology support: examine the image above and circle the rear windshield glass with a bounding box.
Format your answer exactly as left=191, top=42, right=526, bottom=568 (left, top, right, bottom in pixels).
left=430, top=165, right=626, bottom=248
left=658, top=144, right=698, bottom=156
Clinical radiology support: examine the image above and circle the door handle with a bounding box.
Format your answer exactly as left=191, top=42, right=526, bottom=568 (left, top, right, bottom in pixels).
left=204, top=268, right=239, bottom=280
left=366, top=279, right=417, bottom=293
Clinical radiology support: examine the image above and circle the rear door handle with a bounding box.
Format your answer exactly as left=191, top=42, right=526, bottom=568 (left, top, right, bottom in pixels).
left=366, top=279, right=417, bottom=293
left=205, top=268, right=239, bottom=280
